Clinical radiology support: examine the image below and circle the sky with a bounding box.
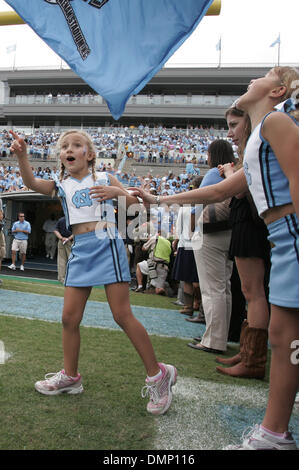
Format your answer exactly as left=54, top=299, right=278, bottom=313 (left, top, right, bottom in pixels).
left=0, top=0, right=298, bottom=69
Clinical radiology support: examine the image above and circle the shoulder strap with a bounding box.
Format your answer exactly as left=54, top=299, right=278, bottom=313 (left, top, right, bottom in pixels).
left=259, top=111, right=276, bottom=142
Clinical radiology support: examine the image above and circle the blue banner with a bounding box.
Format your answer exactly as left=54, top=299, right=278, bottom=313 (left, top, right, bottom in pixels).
left=5, top=0, right=214, bottom=119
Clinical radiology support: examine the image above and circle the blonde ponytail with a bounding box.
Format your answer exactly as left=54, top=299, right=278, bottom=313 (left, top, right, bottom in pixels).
left=273, top=66, right=299, bottom=120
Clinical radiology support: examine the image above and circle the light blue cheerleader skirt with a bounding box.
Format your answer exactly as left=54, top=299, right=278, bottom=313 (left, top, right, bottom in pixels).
left=267, top=213, right=299, bottom=308
left=65, top=229, right=131, bottom=287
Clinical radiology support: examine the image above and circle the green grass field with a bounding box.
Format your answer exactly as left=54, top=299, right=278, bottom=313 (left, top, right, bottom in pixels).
left=0, top=276, right=298, bottom=451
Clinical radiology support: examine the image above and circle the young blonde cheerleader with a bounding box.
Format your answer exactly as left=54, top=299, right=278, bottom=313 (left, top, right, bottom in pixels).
left=9, top=129, right=177, bottom=415
left=130, top=67, right=299, bottom=449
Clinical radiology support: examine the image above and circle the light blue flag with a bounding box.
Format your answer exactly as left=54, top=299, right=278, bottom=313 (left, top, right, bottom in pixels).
left=5, top=0, right=214, bottom=120
left=6, top=44, right=16, bottom=54
left=216, top=38, right=221, bottom=51
left=270, top=34, right=280, bottom=47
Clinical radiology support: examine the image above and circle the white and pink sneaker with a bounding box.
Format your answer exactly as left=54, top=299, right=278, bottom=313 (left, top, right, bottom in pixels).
left=34, top=369, right=83, bottom=395
left=224, top=424, right=297, bottom=450
left=142, top=363, right=177, bottom=415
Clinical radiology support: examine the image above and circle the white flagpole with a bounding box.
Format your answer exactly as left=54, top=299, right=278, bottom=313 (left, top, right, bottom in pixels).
left=270, top=34, right=281, bottom=66
left=278, top=33, right=281, bottom=66
left=217, top=36, right=222, bottom=68
left=13, top=45, right=17, bottom=70
left=6, top=43, right=17, bottom=69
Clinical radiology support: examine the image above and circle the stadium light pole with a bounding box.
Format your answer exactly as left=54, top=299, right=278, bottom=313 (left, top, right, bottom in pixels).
left=0, top=1, right=221, bottom=25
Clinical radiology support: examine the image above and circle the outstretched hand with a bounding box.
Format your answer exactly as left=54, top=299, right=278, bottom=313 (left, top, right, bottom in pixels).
left=127, top=187, right=156, bottom=207
left=218, top=162, right=235, bottom=178
left=9, top=130, right=27, bottom=159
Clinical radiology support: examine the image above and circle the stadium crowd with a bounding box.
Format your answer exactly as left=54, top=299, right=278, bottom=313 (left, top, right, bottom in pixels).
left=0, top=125, right=224, bottom=193
left=0, top=124, right=223, bottom=160
left=0, top=160, right=203, bottom=195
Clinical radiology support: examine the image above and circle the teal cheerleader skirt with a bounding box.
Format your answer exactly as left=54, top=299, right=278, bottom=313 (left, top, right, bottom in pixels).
left=267, top=213, right=299, bottom=308
left=65, top=229, right=131, bottom=287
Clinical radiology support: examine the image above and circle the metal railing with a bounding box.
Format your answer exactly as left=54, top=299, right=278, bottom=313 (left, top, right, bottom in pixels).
left=5, top=93, right=239, bottom=108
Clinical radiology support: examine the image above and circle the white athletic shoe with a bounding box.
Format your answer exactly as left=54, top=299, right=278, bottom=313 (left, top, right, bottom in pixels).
left=224, top=424, right=297, bottom=450
left=8, top=264, right=16, bottom=270
left=142, top=362, right=177, bottom=415
left=20, top=265, right=25, bottom=271
left=35, top=369, right=83, bottom=396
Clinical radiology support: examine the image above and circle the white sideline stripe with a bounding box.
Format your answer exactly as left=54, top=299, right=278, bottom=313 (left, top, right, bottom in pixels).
left=153, top=378, right=272, bottom=450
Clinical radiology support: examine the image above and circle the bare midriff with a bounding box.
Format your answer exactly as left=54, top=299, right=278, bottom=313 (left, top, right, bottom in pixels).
left=262, top=203, right=295, bottom=225
left=71, top=221, right=116, bottom=235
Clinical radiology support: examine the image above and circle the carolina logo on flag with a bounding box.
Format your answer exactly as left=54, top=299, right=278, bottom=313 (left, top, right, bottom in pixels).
left=5, top=0, right=214, bottom=119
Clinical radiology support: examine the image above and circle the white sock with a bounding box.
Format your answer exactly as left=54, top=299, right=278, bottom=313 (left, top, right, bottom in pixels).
left=260, top=425, right=286, bottom=438
left=147, top=368, right=162, bottom=382
left=63, top=370, right=78, bottom=379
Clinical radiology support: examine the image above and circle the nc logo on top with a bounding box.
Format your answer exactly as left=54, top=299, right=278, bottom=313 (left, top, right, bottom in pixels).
left=45, top=0, right=110, bottom=60
left=72, top=188, right=93, bottom=208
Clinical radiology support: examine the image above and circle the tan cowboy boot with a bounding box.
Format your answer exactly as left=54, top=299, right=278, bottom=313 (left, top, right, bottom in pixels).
left=216, top=327, right=268, bottom=379
left=215, top=320, right=248, bottom=365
